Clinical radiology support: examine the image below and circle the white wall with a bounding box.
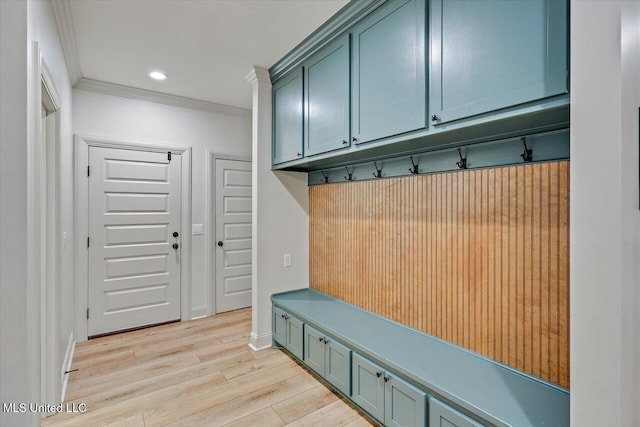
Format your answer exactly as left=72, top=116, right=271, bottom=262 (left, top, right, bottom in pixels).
left=1, top=0, right=74, bottom=425
left=246, top=67, right=309, bottom=351
left=571, top=2, right=640, bottom=426
left=0, top=1, right=32, bottom=425
left=72, top=89, right=252, bottom=322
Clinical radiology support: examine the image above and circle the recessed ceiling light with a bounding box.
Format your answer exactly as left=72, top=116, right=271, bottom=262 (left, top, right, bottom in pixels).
left=149, top=71, right=168, bottom=81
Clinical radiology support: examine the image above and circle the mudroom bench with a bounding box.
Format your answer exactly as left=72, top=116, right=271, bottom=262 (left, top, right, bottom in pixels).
left=271, top=289, right=569, bottom=427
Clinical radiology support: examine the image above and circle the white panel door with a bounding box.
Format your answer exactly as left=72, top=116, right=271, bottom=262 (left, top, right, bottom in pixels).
left=88, top=147, right=181, bottom=336
left=215, top=159, right=252, bottom=313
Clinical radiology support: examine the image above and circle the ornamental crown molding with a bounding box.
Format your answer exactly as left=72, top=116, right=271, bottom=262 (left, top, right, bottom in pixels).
left=245, top=67, right=272, bottom=87
left=51, top=0, right=82, bottom=85
left=268, top=0, right=384, bottom=82
left=75, top=78, right=251, bottom=118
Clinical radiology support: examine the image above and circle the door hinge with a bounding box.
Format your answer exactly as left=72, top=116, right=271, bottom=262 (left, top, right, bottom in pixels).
left=86, top=308, right=89, bottom=319
left=168, top=151, right=171, bottom=162
left=87, top=165, right=90, bottom=177
left=87, top=237, right=90, bottom=248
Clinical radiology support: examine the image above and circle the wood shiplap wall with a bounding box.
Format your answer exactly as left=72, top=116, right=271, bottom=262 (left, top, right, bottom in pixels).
left=309, top=161, right=569, bottom=389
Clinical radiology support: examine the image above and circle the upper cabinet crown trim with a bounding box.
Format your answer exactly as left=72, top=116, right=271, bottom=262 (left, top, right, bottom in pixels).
left=269, top=0, right=385, bottom=83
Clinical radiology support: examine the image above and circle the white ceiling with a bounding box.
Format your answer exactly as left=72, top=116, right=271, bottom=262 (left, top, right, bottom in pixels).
left=69, top=0, right=349, bottom=110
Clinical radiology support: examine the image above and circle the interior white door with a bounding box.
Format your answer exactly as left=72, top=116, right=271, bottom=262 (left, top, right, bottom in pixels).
left=215, top=159, right=252, bottom=313
left=88, top=147, right=181, bottom=336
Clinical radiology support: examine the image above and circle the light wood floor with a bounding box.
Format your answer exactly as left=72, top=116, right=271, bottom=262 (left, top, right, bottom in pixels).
left=42, top=308, right=373, bottom=427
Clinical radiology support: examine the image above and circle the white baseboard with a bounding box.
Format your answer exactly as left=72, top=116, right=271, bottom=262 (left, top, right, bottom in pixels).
left=191, top=305, right=208, bottom=320
left=249, top=331, right=272, bottom=351
left=60, top=331, right=75, bottom=403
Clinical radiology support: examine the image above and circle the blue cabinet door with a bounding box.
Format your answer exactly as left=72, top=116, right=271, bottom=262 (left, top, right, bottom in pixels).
left=429, top=398, right=484, bottom=427
left=304, top=34, right=350, bottom=156
left=429, top=0, right=568, bottom=124
left=286, top=314, right=304, bottom=360
left=273, top=307, right=287, bottom=346
left=325, top=338, right=351, bottom=396
left=351, top=353, right=385, bottom=423
left=351, top=0, right=426, bottom=144
left=385, top=374, right=427, bottom=427
left=304, top=324, right=325, bottom=376
left=273, top=68, right=303, bottom=164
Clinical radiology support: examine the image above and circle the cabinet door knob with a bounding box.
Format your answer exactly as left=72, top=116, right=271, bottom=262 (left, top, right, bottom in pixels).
left=352, top=137, right=358, bottom=143
left=173, top=231, right=179, bottom=238
left=297, top=152, right=302, bottom=157
left=217, top=241, right=223, bottom=247
left=342, top=139, right=348, bottom=145
left=172, top=243, right=179, bottom=250
left=431, top=114, right=440, bottom=122
left=383, top=375, right=391, bottom=383
left=318, top=336, right=324, bottom=342
left=376, top=371, right=383, bottom=378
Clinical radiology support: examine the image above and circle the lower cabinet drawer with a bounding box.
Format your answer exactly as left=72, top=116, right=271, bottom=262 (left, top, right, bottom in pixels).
left=429, top=397, right=484, bottom=427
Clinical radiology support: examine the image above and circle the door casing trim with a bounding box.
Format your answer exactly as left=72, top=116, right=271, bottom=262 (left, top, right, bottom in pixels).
left=205, top=150, right=251, bottom=316
left=75, top=134, right=192, bottom=342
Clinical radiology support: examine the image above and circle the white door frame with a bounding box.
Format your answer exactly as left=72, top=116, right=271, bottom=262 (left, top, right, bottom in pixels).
left=205, top=150, right=251, bottom=316
left=40, top=58, right=62, bottom=408
left=75, top=135, right=192, bottom=341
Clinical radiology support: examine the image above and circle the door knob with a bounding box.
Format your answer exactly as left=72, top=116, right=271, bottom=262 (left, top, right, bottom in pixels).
left=431, top=114, right=440, bottom=122
left=217, top=241, right=223, bottom=247
left=172, top=243, right=179, bottom=250
left=173, top=232, right=179, bottom=238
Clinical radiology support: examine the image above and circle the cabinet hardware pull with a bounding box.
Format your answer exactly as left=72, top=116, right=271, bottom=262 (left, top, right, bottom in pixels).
left=456, top=148, right=467, bottom=169
left=376, top=372, right=383, bottom=378
left=521, top=136, right=533, bottom=162
left=431, top=114, right=439, bottom=122
left=318, top=336, right=324, bottom=343
left=383, top=375, right=391, bottom=383
left=352, top=136, right=358, bottom=143
left=297, top=152, right=302, bottom=157
left=342, top=139, right=348, bottom=145
left=320, top=171, right=329, bottom=184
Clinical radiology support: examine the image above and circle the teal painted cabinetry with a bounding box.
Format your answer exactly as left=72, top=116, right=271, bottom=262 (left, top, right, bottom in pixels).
left=273, top=307, right=303, bottom=359
left=351, top=0, right=426, bottom=144
left=352, top=353, right=427, bottom=427
left=429, top=0, right=568, bottom=125
left=304, top=34, right=351, bottom=157
left=429, top=398, right=483, bottom=427
left=272, top=68, right=303, bottom=164
left=303, top=324, right=351, bottom=395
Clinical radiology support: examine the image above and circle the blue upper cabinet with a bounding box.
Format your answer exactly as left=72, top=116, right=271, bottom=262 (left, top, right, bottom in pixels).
left=273, top=68, right=303, bottom=164
left=429, top=0, right=568, bottom=125
left=304, top=34, right=351, bottom=157
left=351, top=0, right=426, bottom=144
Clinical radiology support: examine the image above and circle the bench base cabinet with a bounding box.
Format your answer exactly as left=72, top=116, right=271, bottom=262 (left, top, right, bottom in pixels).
left=273, top=307, right=303, bottom=360
left=430, top=398, right=484, bottom=427
left=304, top=324, right=351, bottom=396
left=352, top=353, right=427, bottom=427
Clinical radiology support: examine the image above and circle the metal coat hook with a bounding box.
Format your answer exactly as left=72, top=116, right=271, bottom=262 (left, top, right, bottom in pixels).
left=372, top=162, right=383, bottom=178
left=456, top=148, right=467, bottom=169
left=409, top=156, right=419, bottom=174
left=521, top=137, right=533, bottom=162
left=344, top=167, right=354, bottom=181
left=320, top=171, right=329, bottom=184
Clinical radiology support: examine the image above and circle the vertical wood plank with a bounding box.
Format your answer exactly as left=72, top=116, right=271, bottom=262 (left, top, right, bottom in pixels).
left=309, top=161, right=571, bottom=389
